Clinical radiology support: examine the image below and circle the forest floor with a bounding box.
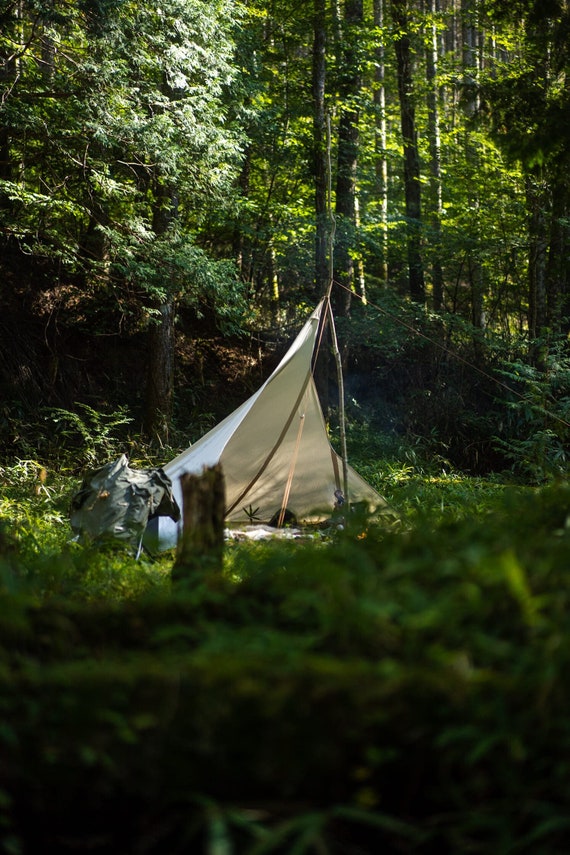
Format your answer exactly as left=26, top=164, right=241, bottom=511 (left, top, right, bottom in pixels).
left=0, top=457, right=567, bottom=854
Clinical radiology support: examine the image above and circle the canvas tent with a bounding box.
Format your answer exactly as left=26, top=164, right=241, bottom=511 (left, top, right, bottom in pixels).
left=145, top=298, right=391, bottom=553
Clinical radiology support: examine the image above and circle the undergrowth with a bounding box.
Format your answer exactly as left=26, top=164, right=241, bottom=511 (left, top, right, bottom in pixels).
left=1, top=455, right=569, bottom=854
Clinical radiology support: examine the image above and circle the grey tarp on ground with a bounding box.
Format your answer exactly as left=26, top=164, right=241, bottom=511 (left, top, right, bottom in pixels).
left=70, top=454, right=180, bottom=554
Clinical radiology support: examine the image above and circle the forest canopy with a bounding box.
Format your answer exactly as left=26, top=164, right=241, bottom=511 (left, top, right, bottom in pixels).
left=1, top=0, right=569, bottom=477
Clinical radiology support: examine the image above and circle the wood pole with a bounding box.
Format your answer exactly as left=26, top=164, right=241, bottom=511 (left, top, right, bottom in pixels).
left=325, top=113, right=350, bottom=507
left=327, top=303, right=349, bottom=506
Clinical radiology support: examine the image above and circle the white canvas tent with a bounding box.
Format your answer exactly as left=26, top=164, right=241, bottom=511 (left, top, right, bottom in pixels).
left=145, top=298, right=390, bottom=552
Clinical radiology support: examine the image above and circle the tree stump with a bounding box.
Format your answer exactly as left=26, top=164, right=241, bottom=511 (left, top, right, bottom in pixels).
left=172, top=464, right=226, bottom=586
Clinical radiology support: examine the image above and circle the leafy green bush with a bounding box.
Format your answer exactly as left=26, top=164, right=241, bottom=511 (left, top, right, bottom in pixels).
left=493, top=342, right=570, bottom=483
left=0, top=403, right=137, bottom=469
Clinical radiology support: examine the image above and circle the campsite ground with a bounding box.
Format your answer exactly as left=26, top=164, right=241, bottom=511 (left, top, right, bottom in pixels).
left=2, top=453, right=568, bottom=853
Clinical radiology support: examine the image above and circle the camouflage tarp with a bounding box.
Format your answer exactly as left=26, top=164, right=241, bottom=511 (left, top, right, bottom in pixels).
left=70, top=455, right=180, bottom=556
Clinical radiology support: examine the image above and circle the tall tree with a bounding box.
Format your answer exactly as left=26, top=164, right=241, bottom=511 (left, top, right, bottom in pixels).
left=482, top=0, right=570, bottom=347
left=462, top=0, right=485, bottom=331
left=333, top=0, right=364, bottom=317
left=225, top=0, right=318, bottom=311
left=0, top=0, right=246, bottom=431
left=373, top=0, right=389, bottom=285
left=313, top=0, right=329, bottom=299
left=424, top=0, right=444, bottom=309
left=392, top=0, right=426, bottom=303
left=143, top=179, right=179, bottom=442
left=85, top=0, right=246, bottom=440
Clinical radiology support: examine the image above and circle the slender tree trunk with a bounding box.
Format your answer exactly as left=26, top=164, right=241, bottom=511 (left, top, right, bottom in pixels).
left=392, top=0, right=425, bottom=303
left=521, top=9, right=566, bottom=349
left=425, top=0, right=444, bottom=310
left=41, top=11, right=56, bottom=84
left=311, top=0, right=332, bottom=416
left=333, top=0, right=363, bottom=319
left=354, top=196, right=366, bottom=301
left=233, top=146, right=251, bottom=279
left=443, top=0, right=460, bottom=130
left=334, top=109, right=358, bottom=315
left=469, top=253, right=485, bottom=331
left=145, top=300, right=175, bottom=441
left=268, top=232, right=280, bottom=321
left=0, top=5, right=19, bottom=187
left=312, top=0, right=328, bottom=300
left=461, top=0, right=480, bottom=119
left=462, top=0, right=485, bottom=331
left=545, top=177, right=570, bottom=335
left=143, top=181, right=179, bottom=442
left=527, top=173, right=548, bottom=344
left=373, top=0, right=389, bottom=285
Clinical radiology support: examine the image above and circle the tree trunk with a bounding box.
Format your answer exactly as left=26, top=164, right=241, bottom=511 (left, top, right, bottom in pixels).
left=144, top=299, right=175, bottom=442
left=373, top=0, right=389, bottom=285
left=312, top=0, right=328, bottom=301
left=233, top=146, right=251, bottom=279
left=547, top=178, right=570, bottom=335
left=425, top=0, right=444, bottom=310
left=172, top=465, right=226, bottom=585
left=143, top=180, right=179, bottom=442
left=392, top=0, right=426, bottom=303
left=334, top=110, right=358, bottom=316
left=311, top=0, right=331, bottom=415
left=461, top=0, right=485, bottom=331
left=333, top=0, right=363, bottom=319
left=526, top=173, right=549, bottom=344
left=461, top=0, right=480, bottom=119
left=0, top=5, right=19, bottom=187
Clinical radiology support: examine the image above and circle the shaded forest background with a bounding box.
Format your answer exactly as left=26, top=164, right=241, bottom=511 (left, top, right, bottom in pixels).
left=1, top=0, right=570, bottom=480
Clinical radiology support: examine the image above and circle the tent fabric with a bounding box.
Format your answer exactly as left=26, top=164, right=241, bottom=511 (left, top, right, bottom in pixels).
left=70, top=454, right=180, bottom=555
left=147, top=300, right=390, bottom=552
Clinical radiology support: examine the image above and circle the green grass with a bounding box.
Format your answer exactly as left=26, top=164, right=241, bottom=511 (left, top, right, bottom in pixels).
left=2, top=453, right=570, bottom=853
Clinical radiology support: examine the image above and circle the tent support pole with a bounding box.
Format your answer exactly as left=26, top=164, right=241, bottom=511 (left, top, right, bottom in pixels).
left=325, top=112, right=349, bottom=507
left=327, top=303, right=349, bottom=506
